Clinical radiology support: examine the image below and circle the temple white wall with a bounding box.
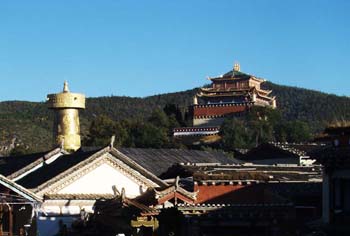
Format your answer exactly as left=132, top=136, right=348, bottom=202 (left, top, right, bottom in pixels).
left=58, top=163, right=145, bottom=198
left=193, top=117, right=225, bottom=127
left=173, top=130, right=219, bottom=136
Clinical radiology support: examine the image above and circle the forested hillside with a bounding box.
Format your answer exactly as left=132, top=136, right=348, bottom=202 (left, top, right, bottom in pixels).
left=0, top=82, right=349, bottom=153
left=264, top=82, right=350, bottom=131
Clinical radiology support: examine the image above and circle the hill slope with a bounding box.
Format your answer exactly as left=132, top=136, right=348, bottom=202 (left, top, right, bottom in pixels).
left=0, top=82, right=349, bottom=153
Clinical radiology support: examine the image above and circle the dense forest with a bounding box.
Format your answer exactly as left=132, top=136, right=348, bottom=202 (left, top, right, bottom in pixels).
left=1, top=81, right=350, bottom=154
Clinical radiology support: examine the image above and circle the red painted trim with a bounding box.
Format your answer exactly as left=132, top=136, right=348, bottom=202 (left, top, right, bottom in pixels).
left=193, top=104, right=248, bottom=117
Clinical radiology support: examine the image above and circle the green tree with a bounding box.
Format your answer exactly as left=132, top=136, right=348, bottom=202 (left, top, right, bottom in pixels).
left=163, top=103, right=185, bottom=126
left=220, top=107, right=311, bottom=150
left=286, top=120, right=311, bottom=142
left=148, top=109, right=169, bottom=128
left=221, top=118, right=253, bottom=150
left=84, top=115, right=128, bottom=147
left=131, top=123, right=169, bottom=148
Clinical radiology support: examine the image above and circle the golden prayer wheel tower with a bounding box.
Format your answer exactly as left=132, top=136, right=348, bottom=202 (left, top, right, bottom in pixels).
left=47, top=81, right=85, bottom=152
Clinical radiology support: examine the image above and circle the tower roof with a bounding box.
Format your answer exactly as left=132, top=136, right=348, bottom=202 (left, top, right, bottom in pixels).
left=47, top=81, right=86, bottom=109
left=209, top=69, right=265, bottom=83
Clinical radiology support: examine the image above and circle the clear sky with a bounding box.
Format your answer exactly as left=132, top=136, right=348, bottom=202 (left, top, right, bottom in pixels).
left=1, top=0, right=349, bottom=101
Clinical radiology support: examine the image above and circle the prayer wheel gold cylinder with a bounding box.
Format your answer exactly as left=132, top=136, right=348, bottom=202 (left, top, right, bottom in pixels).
left=47, top=82, right=85, bottom=152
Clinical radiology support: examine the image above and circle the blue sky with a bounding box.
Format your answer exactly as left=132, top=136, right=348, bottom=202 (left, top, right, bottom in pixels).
left=1, top=0, right=349, bottom=101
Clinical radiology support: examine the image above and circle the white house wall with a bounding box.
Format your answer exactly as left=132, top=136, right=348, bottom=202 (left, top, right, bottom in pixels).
left=57, top=163, right=145, bottom=198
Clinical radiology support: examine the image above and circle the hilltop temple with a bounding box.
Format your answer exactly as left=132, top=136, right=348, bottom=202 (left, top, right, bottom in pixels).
left=174, top=62, right=277, bottom=141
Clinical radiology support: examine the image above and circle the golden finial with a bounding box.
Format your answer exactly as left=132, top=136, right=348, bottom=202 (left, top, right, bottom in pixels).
left=233, top=62, right=240, bottom=72
left=63, top=81, right=69, bottom=93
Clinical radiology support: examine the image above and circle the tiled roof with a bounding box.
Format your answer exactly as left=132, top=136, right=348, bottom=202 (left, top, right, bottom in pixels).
left=16, top=148, right=103, bottom=189
left=44, top=193, right=115, bottom=200
left=18, top=147, right=169, bottom=194
left=0, top=151, right=52, bottom=177
left=133, top=185, right=197, bottom=206
left=10, top=146, right=235, bottom=192
left=241, top=143, right=321, bottom=161
left=118, top=148, right=238, bottom=176
left=161, top=163, right=322, bottom=183
left=213, top=70, right=252, bottom=80
left=0, top=174, right=41, bottom=202
left=193, top=171, right=270, bottom=182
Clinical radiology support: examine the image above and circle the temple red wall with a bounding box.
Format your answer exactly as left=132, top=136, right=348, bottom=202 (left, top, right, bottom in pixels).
left=194, top=184, right=246, bottom=203
left=193, top=104, right=248, bottom=117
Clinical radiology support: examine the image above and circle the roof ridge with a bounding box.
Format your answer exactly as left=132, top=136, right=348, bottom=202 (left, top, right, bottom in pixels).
left=34, top=147, right=110, bottom=195
left=0, top=174, right=41, bottom=202
left=7, top=147, right=63, bottom=181
left=111, top=148, right=169, bottom=188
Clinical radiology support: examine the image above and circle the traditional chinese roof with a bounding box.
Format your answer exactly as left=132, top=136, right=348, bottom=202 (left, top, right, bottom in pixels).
left=309, top=126, right=350, bottom=167
left=118, top=148, right=237, bottom=176
left=193, top=171, right=270, bottom=182
left=177, top=202, right=293, bottom=211
left=133, top=184, right=197, bottom=206
left=15, top=147, right=169, bottom=195
left=241, top=143, right=321, bottom=161
left=200, top=87, right=271, bottom=96
left=44, top=193, right=115, bottom=200
left=0, top=174, right=41, bottom=202
left=199, top=87, right=251, bottom=96
left=210, top=70, right=265, bottom=83
left=16, top=148, right=105, bottom=189
left=0, top=146, right=236, bottom=197
left=161, top=163, right=322, bottom=183
left=0, top=147, right=64, bottom=177
left=8, top=148, right=67, bottom=181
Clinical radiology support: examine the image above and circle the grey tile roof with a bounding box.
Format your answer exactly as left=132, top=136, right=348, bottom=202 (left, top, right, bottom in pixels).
left=118, top=148, right=240, bottom=176
left=0, top=174, right=41, bottom=202
left=241, top=143, right=321, bottom=161
left=162, top=164, right=322, bottom=183
left=10, top=147, right=237, bottom=190
left=0, top=151, right=50, bottom=177
left=16, top=148, right=103, bottom=189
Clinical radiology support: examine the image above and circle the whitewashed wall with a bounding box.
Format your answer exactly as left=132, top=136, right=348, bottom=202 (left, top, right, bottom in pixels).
left=57, top=163, right=145, bottom=198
